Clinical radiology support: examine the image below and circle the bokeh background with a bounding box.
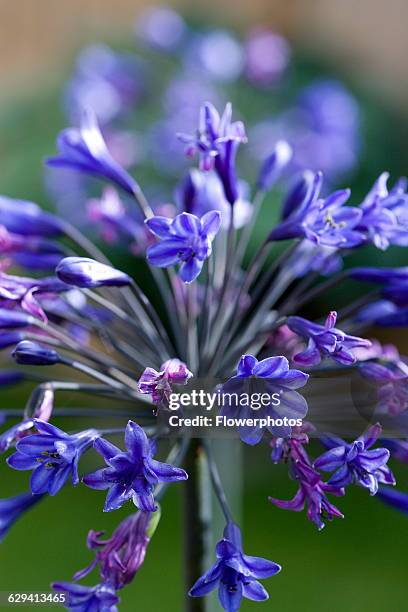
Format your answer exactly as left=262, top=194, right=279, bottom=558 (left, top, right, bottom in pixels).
left=0, top=1, right=407, bottom=611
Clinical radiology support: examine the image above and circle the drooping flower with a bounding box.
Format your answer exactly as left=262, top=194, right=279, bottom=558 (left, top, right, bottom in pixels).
left=46, top=108, right=139, bottom=196
left=220, top=355, right=308, bottom=444
left=268, top=173, right=363, bottom=247
left=52, top=581, right=119, bottom=612
left=189, top=522, right=281, bottom=611
left=286, top=311, right=371, bottom=366
left=145, top=210, right=221, bottom=282
left=315, top=423, right=395, bottom=495
left=269, top=439, right=345, bottom=530
left=0, top=491, right=44, bottom=542
left=83, top=421, right=187, bottom=512
left=7, top=420, right=98, bottom=495
left=75, top=510, right=160, bottom=589
left=138, top=358, right=193, bottom=405
left=56, top=256, right=131, bottom=288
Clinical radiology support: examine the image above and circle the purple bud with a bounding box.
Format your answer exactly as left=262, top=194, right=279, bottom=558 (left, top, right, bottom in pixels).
left=56, top=257, right=131, bottom=288
left=0, top=309, right=33, bottom=329
left=350, top=267, right=408, bottom=284
left=257, top=140, right=292, bottom=191
left=12, top=341, right=61, bottom=366
left=0, top=196, right=63, bottom=237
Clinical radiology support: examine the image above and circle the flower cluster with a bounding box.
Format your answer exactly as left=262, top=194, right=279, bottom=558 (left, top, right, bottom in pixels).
left=0, top=12, right=406, bottom=611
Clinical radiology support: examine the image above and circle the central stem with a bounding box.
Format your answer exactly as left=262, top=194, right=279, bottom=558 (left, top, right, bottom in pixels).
left=183, top=438, right=212, bottom=612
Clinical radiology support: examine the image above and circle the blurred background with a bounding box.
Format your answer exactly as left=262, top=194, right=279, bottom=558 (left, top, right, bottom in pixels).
left=0, top=1, right=407, bottom=611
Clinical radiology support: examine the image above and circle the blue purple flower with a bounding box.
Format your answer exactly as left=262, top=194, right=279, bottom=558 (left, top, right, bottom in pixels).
left=7, top=420, right=98, bottom=495
left=286, top=311, right=371, bottom=366
left=83, top=421, right=187, bottom=512
left=145, top=210, right=221, bottom=282
left=189, top=522, right=281, bottom=611
left=269, top=440, right=344, bottom=530
left=74, top=510, right=160, bottom=589
left=315, top=424, right=395, bottom=495
left=220, top=355, right=308, bottom=444
left=46, top=108, right=139, bottom=196
left=178, top=102, right=247, bottom=204
left=268, top=173, right=363, bottom=247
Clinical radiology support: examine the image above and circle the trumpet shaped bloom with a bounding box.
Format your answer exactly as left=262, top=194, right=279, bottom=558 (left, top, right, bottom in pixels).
left=83, top=421, right=187, bottom=512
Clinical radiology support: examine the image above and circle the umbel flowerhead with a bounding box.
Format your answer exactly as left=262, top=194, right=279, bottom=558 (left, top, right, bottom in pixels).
left=0, top=54, right=406, bottom=612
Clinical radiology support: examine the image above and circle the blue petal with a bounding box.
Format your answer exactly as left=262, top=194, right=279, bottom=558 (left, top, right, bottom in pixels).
left=242, top=580, right=269, bottom=601
left=124, top=420, right=149, bottom=459
left=133, top=492, right=157, bottom=512
left=253, top=356, right=289, bottom=378
left=30, top=465, right=53, bottom=494
left=173, top=212, right=201, bottom=237
left=148, top=459, right=188, bottom=482
left=242, top=555, right=281, bottom=578
left=104, top=484, right=132, bottom=512
left=179, top=257, right=204, bottom=283
left=189, top=561, right=222, bottom=597
left=201, top=210, right=222, bottom=239
left=146, top=239, right=186, bottom=267
left=314, top=447, right=347, bottom=471
left=93, top=437, right=121, bottom=461
left=236, top=355, right=257, bottom=377
left=7, top=452, right=38, bottom=470
left=48, top=465, right=71, bottom=495
left=83, top=469, right=110, bottom=490
left=218, top=579, right=243, bottom=612
left=16, top=435, right=56, bottom=456
left=145, top=216, right=172, bottom=238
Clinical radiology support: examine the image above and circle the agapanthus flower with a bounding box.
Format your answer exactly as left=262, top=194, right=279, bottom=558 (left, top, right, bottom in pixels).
left=189, top=522, right=281, bottom=611
left=138, top=358, right=193, bottom=405
left=83, top=421, right=187, bottom=512
left=268, top=173, right=363, bottom=246
left=286, top=311, right=371, bottom=366
left=269, top=439, right=345, bottom=530
left=178, top=102, right=247, bottom=203
left=75, top=510, right=160, bottom=589
left=52, top=581, right=119, bottom=612
left=46, top=108, right=139, bottom=196
left=220, top=355, right=308, bottom=444
left=7, top=420, right=98, bottom=495
left=315, top=423, right=395, bottom=495
left=0, top=491, right=44, bottom=541
left=356, top=172, right=408, bottom=249
left=145, top=210, right=221, bottom=282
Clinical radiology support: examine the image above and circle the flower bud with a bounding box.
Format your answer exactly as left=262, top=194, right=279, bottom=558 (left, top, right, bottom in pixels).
left=56, top=257, right=131, bottom=288
left=12, top=341, right=61, bottom=366
left=0, top=196, right=63, bottom=237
